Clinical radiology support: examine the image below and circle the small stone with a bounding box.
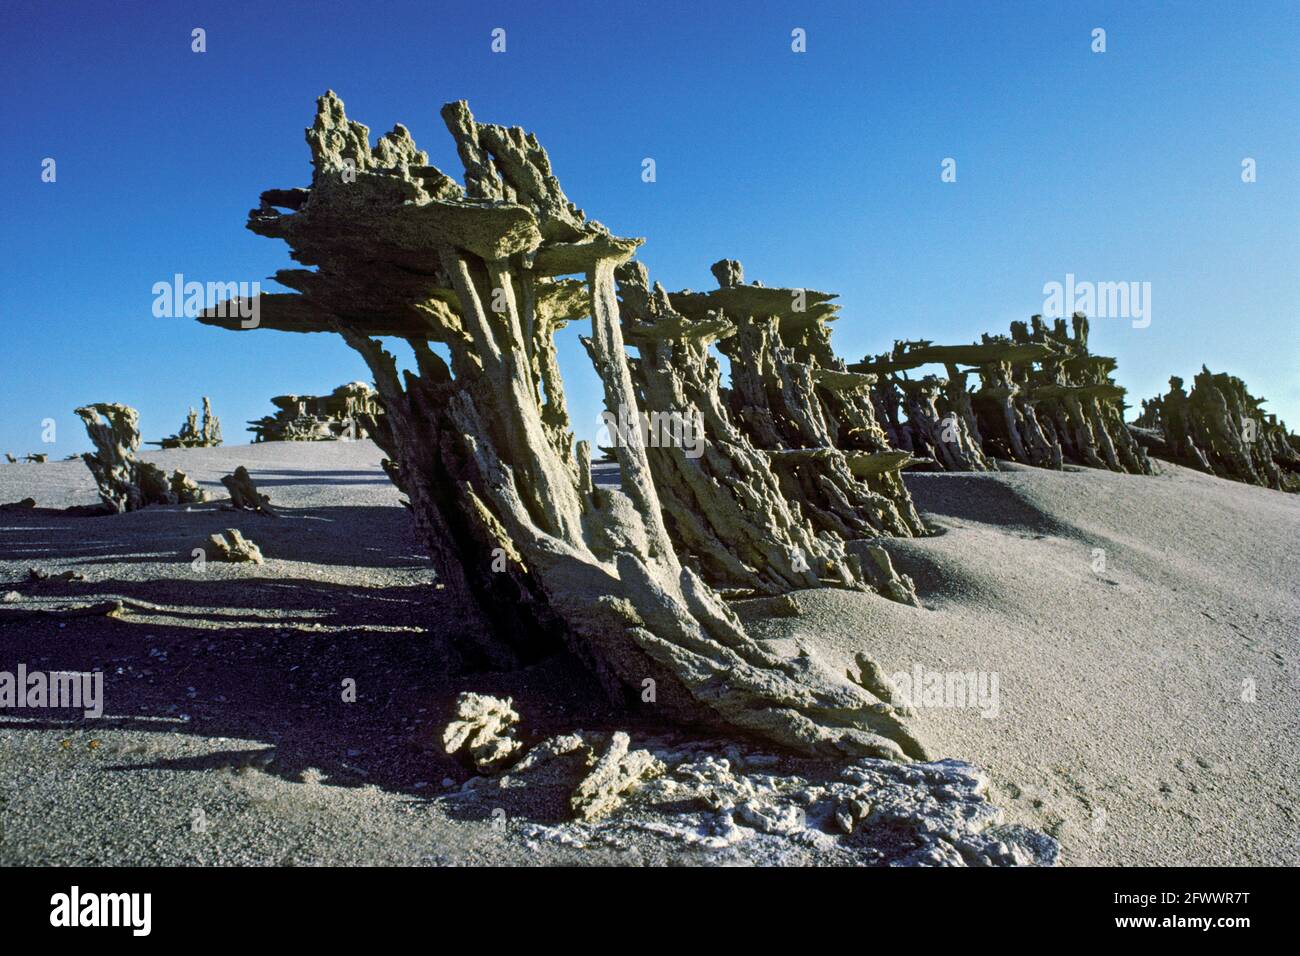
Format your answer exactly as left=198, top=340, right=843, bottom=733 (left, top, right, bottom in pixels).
left=203, top=529, right=264, bottom=564
left=570, top=732, right=664, bottom=822
left=442, top=693, right=522, bottom=772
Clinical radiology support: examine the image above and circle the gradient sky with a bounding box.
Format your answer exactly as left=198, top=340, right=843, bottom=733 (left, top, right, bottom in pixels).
left=2, top=0, right=1296, bottom=458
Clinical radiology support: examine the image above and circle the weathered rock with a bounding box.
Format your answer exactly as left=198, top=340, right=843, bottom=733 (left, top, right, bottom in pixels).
left=198, top=92, right=929, bottom=759
left=75, top=403, right=197, bottom=512
left=442, top=692, right=523, bottom=771
left=151, top=396, right=222, bottom=448
left=877, top=371, right=992, bottom=472
left=1133, top=368, right=1299, bottom=492
left=570, top=731, right=665, bottom=821
left=28, top=567, right=85, bottom=583
left=852, top=543, right=919, bottom=607
left=674, top=261, right=927, bottom=541
left=1011, top=316, right=1150, bottom=474
left=466, top=721, right=1057, bottom=866
left=170, top=470, right=207, bottom=504
left=510, top=732, right=589, bottom=774
left=480, top=727, right=661, bottom=822
left=220, top=466, right=273, bottom=513
left=614, top=260, right=869, bottom=596
left=248, top=382, right=382, bottom=442
left=203, top=528, right=263, bottom=564
left=862, top=314, right=1152, bottom=475
left=737, top=593, right=803, bottom=618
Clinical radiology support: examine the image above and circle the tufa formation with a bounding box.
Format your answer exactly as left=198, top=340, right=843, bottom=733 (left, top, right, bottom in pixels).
left=76, top=403, right=207, bottom=511
left=150, top=396, right=223, bottom=448
left=247, top=382, right=382, bottom=442
left=1132, top=367, right=1299, bottom=492
left=859, top=314, right=1152, bottom=475
left=199, top=92, right=929, bottom=759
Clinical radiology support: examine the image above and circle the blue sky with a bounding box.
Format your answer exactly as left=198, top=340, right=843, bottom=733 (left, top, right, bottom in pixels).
left=2, top=0, right=1296, bottom=457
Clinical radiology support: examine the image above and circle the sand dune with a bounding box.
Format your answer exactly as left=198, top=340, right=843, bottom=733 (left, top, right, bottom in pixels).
left=0, top=443, right=1295, bottom=864
left=760, top=463, right=1299, bottom=865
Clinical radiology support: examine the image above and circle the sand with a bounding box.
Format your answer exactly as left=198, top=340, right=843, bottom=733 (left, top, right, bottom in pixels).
left=0, top=442, right=1295, bottom=865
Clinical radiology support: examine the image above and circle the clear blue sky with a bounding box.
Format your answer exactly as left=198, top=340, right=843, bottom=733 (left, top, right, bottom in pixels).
left=2, top=0, right=1296, bottom=457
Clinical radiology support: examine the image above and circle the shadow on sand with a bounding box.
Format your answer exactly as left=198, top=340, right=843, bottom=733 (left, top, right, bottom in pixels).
left=0, top=504, right=429, bottom=570
left=0, top=571, right=640, bottom=817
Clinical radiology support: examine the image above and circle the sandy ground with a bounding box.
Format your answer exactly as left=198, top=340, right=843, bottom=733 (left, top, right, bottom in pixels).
left=0, top=442, right=1295, bottom=865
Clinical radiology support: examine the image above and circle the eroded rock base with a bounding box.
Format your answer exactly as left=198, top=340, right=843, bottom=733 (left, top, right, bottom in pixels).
left=448, top=728, right=1058, bottom=866
left=437, top=694, right=1057, bottom=866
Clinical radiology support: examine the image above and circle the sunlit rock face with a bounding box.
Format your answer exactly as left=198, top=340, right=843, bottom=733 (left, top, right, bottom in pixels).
left=1133, top=368, right=1300, bottom=492
left=198, top=92, right=932, bottom=760
left=860, top=314, right=1152, bottom=476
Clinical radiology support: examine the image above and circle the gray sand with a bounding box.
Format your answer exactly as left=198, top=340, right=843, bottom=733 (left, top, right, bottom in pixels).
left=0, top=443, right=1295, bottom=865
